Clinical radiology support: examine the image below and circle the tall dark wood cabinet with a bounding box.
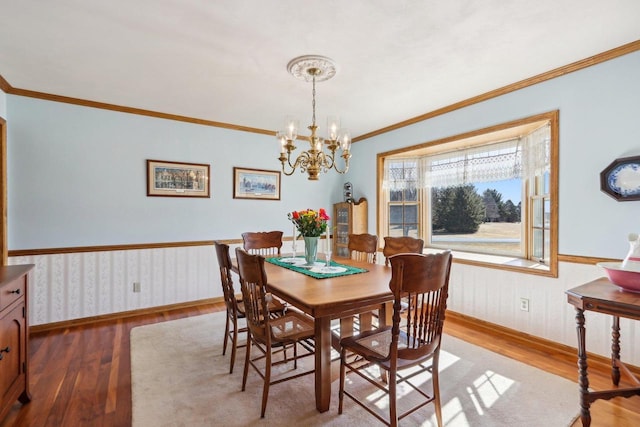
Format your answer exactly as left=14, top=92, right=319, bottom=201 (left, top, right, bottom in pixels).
left=333, top=198, right=368, bottom=258
left=0, top=264, right=34, bottom=422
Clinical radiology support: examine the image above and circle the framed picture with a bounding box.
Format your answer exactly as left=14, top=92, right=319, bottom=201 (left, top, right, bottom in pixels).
left=600, top=155, right=640, bottom=201
left=147, top=159, right=210, bottom=198
left=233, top=167, right=281, bottom=200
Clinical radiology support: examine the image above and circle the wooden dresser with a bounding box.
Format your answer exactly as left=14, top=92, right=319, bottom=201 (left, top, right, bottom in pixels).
left=0, top=264, right=34, bottom=422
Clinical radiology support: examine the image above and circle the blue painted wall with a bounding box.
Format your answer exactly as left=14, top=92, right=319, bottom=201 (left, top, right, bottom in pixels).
left=6, top=50, right=640, bottom=258
left=6, top=97, right=344, bottom=249
left=349, top=50, right=640, bottom=260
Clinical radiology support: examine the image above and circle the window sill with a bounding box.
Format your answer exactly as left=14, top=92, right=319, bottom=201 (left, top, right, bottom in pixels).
left=423, top=247, right=556, bottom=277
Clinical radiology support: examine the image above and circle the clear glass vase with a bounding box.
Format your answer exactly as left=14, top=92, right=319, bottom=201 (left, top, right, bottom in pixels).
left=304, top=236, right=319, bottom=265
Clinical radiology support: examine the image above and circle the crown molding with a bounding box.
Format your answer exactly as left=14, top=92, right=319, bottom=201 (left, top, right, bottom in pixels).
left=0, top=74, right=11, bottom=93
left=352, top=39, right=640, bottom=142
left=4, top=86, right=275, bottom=136
left=1, top=40, right=639, bottom=140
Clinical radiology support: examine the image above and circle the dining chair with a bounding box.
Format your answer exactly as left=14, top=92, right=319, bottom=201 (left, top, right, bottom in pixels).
left=344, top=233, right=379, bottom=334
left=214, top=241, right=285, bottom=374
left=338, top=251, right=453, bottom=427
left=382, top=236, right=425, bottom=313
left=241, top=231, right=283, bottom=256
left=382, top=236, right=424, bottom=266
left=235, top=248, right=315, bottom=418
left=214, top=241, right=247, bottom=374
left=348, top=233, right=378, bottom=264
left=240, top=231, right=289, bottom=330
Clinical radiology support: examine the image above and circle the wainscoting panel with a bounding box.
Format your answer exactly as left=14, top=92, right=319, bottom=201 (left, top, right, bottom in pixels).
left=9, top=245, right=218, bottom=326
left=9, top=242, right=640, bottom=366
left=446, top=260, right=640, bottom=367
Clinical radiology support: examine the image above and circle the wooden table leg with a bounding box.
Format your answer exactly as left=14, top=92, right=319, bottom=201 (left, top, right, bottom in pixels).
left=340, top=316, right=354, bottom=338
left=380, top=301, right=392, bottom=327
left=575, top=308, right=591, bottom=427
left=315, top=316, right=332, bottom=412
left=611, top=315, right=621, bottom=386
left=359, top=312, right=373, bottom=332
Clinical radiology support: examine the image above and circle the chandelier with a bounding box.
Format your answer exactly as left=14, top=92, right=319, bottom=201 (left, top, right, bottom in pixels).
left=277, top=55, right=352, bottom=181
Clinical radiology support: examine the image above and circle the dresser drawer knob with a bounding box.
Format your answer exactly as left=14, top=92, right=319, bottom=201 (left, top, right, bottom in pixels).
left=9, top=288, right=21, bottom=295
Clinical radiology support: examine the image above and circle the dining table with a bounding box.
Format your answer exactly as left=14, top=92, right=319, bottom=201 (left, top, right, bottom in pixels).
left=261, top=255, right=393, bottom=413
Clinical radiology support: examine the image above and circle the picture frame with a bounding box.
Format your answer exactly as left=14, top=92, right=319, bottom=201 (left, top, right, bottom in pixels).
left=233, top=167, right=281, bottom=200
left=600, top=155, right=640, bottom=202
left=147, top=159, right=210, bottom=198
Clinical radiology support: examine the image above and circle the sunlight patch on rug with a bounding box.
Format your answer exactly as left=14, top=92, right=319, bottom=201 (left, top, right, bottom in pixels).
left=472, top=370, right=515, bottom=409
left=130, top=312, right=579, bottom=426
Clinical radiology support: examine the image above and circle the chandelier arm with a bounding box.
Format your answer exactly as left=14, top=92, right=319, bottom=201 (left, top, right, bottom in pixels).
left=319, top=150, right=333, bottom=171
left=286, top=150, right=299, bottom=170
left=280, top=150, right=309, bottom=176
left=331, top=151, right=351, bottom=174
left=279, top=148, right=295, bottom=176
left=315, top=151, right=328, bottom=174
left=281, top=165, right=297, bottom=176
left=324, top=143, right=341, bottom=170
left=298, top=154, right=311, bottom=174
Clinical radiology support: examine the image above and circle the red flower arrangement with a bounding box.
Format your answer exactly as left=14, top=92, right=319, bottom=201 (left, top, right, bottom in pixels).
left=288, top=208, right=330, bottom=237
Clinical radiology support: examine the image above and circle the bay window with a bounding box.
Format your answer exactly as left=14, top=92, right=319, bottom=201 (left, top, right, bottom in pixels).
left=378, top=111, right=558, bottom=276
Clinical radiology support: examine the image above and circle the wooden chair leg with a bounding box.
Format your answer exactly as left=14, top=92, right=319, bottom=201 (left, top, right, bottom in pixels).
left=242, top=338, right=251, bottom=391
left=229, top=318, right=238, bottom=374
left=389, top=369, right=398, bottom=427
left=223, top=313, right=230, bottom=355
left=338, top=349, right=346, bottom=414
left=261, top=349, right=272, bottom=418
left=433, top=355, right=443, bottom=427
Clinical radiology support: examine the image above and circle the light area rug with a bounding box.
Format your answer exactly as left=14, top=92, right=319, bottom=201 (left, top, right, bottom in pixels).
left=131, top=312, right=579, bottom=426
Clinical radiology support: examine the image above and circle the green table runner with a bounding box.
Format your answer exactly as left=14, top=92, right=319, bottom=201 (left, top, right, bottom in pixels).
left=266, top=256, right=368, bottom=279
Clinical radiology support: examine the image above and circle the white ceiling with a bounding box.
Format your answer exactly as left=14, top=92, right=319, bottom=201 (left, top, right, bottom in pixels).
left=1, top=0, right=639, bottom=138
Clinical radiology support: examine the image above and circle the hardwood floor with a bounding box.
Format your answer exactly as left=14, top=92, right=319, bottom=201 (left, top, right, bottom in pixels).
left=1, top=303, right=639, bottom=426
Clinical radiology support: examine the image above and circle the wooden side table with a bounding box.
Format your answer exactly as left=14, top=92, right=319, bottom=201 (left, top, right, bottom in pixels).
left=566, top=278, right=640, bottom=427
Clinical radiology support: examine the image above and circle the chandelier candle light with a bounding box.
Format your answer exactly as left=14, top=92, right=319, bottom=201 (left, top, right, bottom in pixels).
left=277, top=55, right=352, bottom=181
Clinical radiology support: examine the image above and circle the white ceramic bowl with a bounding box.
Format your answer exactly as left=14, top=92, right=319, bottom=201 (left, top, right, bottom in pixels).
left=597, top=262, right=640, bottom=292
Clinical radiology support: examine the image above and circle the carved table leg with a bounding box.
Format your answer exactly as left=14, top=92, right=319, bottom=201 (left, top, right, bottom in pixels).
left=611, top=315, right=621, bottom=386
left=576, top=308, right=591, bottom=427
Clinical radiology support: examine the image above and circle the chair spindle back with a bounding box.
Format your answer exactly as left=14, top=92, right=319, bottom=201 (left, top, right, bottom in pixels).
left=389, top=251, right=452, bottom=359
left=348, top=233, right=378, bottom=264
left=383, top=236, right=424, bottom=266
left=242, top=231, right=283, bottom=256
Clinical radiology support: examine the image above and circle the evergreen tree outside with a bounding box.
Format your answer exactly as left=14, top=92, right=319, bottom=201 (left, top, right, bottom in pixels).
left=432, top=184, right=521, bottom=234
left=431, top=186, right=453, bottom=231
left=432, top=184, right=484, bottom=233
left=503, top=200, right=520, bottom=222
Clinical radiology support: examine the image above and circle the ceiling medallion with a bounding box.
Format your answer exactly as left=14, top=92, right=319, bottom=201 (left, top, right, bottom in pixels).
left=286, top=55, right=337, bottom=83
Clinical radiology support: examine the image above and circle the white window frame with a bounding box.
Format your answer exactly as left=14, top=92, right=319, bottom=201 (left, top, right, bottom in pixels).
left=385, top=159, right=421, bottom=238
left=377, top=111, right=558, bottom=277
